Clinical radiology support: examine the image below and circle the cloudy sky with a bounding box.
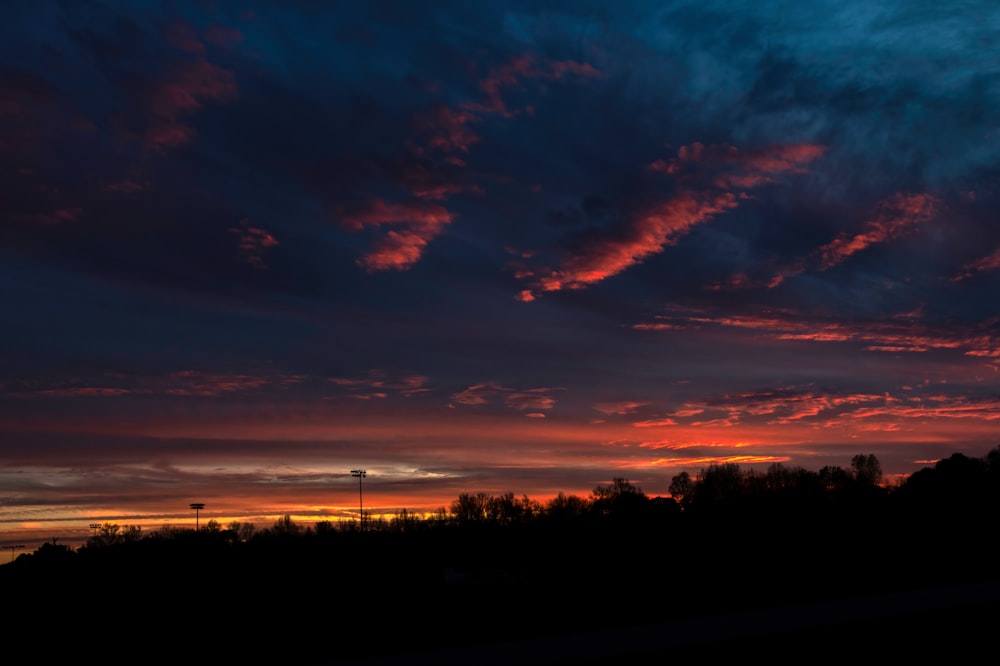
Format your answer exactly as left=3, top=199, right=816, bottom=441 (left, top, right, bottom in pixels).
left=3, top=0, right=1000, bottom=545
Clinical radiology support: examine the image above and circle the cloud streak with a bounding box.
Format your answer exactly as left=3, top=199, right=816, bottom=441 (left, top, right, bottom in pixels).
left=345, top=53, right=600, bottom=272
left=818, top=193, right=939, bottom=271
left=518, top=142, right=825, bottom=299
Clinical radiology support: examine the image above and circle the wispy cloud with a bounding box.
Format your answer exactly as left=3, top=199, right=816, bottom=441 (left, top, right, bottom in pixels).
left=818, top=193, right=939, bottom=271
left=328, top=370, right=430, bottom=400
left=593, top=401, right=647, bottom=415
left=634, top=307, right=1000, bottom=356
left=146, top=58, right=237, bottom=152
left=450, top=382, right=559, bottom=412
left=953, top=247, right=1000, bottom=282
left=345, top=53, right=600, bottom=272
left=9, top=370, right=303, bottom=399
left=517, top=142, right=825, bottom=299
left=343, top=200, right=454, bottom=271
left=230, top=219, right=279, bottom=269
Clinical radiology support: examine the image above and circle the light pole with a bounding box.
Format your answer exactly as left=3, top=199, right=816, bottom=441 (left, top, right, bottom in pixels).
left=89, top=523, right=101, bottom=539
left=4, top=544, right=25, bottom=563
left=189, top=503, right=205, bottom=531
left=350, top=470, right=366, bottom=530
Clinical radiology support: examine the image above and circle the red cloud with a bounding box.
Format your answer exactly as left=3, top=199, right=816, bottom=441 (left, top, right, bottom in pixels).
left=468, top=54, right=601, bottom=117
left=505, top=392, right=557, bottom=411
left=534, top=192, right=739, bottom=293
left=593, top=401, right=647, bottom=415
left=818, top=193, right=939, bottom=270
left=660, top=307, right=1000, bottom=357
left=519, top=142, right=825, bottom=299
left=147, top=59, right=237, bottom=151
left=450, top=383, right=558, bottom=412
left=328, top=371, right=429, bottom=400
left=230, top=219, right=279, bottom=269
left=343, top=200, right=454, bottom=271
left=345, top=53, right=598, bottom=272
left=632, top=418, right=678, bottom=428
left=650, top=142, right=827, bottom=189
left=14, top=370, right=301, bottom=399
left=415, top=105, right=480, bottom=154
left=953, top=247, right=1000, bottom=282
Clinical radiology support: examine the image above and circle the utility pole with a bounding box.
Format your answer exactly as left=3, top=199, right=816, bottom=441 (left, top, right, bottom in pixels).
left=189, top=503, right=205, bottom=531
left=350, top=470, right=366, bottom=530
left=4, top=544, right=25, bottom=563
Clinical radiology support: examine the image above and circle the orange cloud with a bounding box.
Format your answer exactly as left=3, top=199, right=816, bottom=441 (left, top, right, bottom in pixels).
left=328, top=371, right=429, bottom=400
left=635, top=307, right=1000, bottom=357
left=818, top=193, right=939, bottom=270
left=450, top=383, right=558, bottom=412
left=344, top=54, right=598, bottom=272
left=534, top=192, right=739, bottom=293
left=16, top=370, right=301, bottom=399
left=505, top=392, right=557, bottom=411
left=343, top=200, right=454, bottom=271
left=519, top=142, right=825, bottom=299
left=593, top=401, right=647, bottom=415
left=467, top=54, right=600, bottom=117
left=147, top=59, right=237, bottom=152
left=415, top=105, right=480, bottom=154
left=953, top=247, right=1000, bottom=282
left=230, top=219, right=279, bottom=268
left=632, top=418, right=678, bottom=428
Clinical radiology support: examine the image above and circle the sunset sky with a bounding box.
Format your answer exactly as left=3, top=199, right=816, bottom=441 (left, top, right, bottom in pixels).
left=3, top=1, right=1000, bottom=548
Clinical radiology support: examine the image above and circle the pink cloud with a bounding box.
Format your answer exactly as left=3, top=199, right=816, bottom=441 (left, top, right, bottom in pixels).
left=818, top=193, right=939, bottom=270
left=953, top=247, right=1000, bottom=281
left=649, top=142, right=826, bottom=189
left=343, top=200, right=454, bottom=271
left=451, top=383, right=558, bottom=412
left=519, top=142, right=825, bottom=299
left=146, top=59, right=237, bottom=152
left=467, top=54, right=601, bottom=118
left=593, top=401, right=647, bottom=415
left=344, top=53, right=598, bottom=272
left=632, top=418, right=678, bottom=428
left=14, top=370, right=302, bottom=399
left=505, top=392, right=557, bottom=411
left=533, top=192, right=739, bottom=294
left=230, top=220, right=279, bottom=269
left=450, top=382, right=506, bottom=406
left=634, top=306, right=1000, bottom=357
left=328, top=371, right=429, bottom=400
left=415, top=105, right=480, bottom=154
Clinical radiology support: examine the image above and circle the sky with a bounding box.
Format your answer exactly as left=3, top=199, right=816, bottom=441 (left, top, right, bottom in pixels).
left=3, top=0, right=1000, bottom=548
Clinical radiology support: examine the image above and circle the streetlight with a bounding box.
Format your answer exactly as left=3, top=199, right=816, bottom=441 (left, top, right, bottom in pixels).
left=189, top=503, right=205, bottom=531
left=350, top=470, right=366, bottom=530
left=4, top=544, right=25, bottom=563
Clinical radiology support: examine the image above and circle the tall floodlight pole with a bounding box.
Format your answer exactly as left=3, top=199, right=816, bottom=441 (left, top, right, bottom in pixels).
left=4, top=544, right=25, bottom=563
left=189, top=503, right=205, bottom=531
left=350, top=470, right=366, bottom=530
left=89, top=523, right=101, bottom=539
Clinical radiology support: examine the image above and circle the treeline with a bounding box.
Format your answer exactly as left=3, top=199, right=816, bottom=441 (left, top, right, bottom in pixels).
left=13, top=448, right=1000, bottom=556
left=5, top=448, right=1000, bottom=664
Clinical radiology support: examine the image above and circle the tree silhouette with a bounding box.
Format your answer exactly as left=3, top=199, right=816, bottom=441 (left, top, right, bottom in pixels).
left=669, top=471, right=694, bottom=509
left=850, top=454, right=883, bottom=486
